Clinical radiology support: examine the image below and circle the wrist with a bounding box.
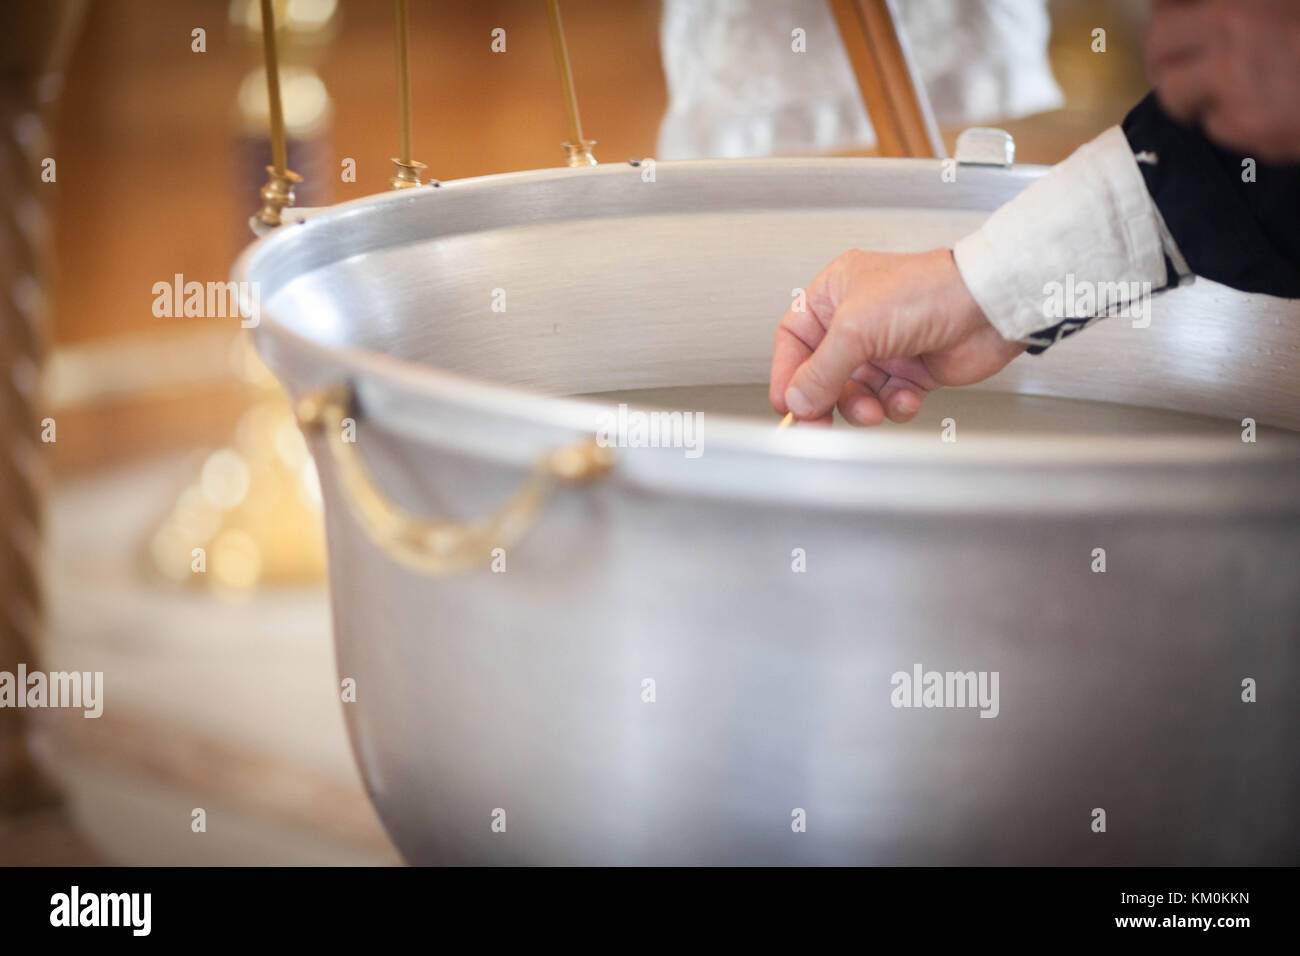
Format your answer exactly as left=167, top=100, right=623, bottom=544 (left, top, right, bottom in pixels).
left=937, top=248, right=993, bottom=338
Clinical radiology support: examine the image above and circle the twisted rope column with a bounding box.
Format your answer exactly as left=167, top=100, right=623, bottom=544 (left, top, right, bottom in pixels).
left=0, top=0, right=84, bottom=815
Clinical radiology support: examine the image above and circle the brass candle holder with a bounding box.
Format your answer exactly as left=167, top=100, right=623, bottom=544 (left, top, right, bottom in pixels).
left=390, top=158, right=427, bottom=190
left=256, top=164, right=302, bottom=227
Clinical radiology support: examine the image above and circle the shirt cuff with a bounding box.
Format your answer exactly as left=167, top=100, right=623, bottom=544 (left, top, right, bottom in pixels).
left=952, top=125, right=1174, bottom=344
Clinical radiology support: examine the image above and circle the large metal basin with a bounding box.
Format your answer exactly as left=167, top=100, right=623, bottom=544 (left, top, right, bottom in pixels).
left=236, top=159, right=1300, bottom=864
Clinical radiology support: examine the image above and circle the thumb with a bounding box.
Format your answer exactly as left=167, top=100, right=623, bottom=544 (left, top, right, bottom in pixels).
left=783, top=308, right=877, bottom=419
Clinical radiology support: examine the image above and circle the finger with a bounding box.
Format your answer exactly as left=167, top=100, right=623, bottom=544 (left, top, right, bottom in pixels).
left=837, top=379, right=885, bottom=427
left=781, top=407, right=834, bottom=428
left=769, top=264, right=842, bottom=412
left=852, top=358, right=933, bottom=423
left=875, top=374, right=928, bottom=423
left=785, top=309, right=876, bottom=419
left=770, top=319, right=818, bottom=413
left=850, top=362, right=889, bottom=392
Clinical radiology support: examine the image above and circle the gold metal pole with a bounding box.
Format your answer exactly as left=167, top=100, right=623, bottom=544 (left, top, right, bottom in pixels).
left=261, top=0, right=287, bottom=175
left=390, top=0, right=426, bottom=188
left=255, top=0, right=301, bottom=226
left=544, top=0, right=596, bottom=166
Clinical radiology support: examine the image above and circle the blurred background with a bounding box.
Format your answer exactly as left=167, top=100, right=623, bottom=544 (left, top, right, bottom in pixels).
left=2, top=0, right=1149, bottom=865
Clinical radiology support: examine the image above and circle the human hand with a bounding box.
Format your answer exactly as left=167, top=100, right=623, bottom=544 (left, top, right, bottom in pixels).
left=769, top=248, right=1024, bottom=426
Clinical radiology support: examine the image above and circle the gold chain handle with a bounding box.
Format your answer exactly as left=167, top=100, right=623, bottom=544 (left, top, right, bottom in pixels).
left=294, top=386, right=612, bottom=574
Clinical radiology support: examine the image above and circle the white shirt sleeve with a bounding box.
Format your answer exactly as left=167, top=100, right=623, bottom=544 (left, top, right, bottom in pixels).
left=952, top=125, right=1188, bottom=344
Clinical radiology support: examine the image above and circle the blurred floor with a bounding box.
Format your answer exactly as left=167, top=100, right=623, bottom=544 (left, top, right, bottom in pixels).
left=15, top=453, right=400, bottom=865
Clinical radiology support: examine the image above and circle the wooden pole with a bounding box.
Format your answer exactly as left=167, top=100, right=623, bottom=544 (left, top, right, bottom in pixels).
left=827, top=0, right=945, bottom=158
